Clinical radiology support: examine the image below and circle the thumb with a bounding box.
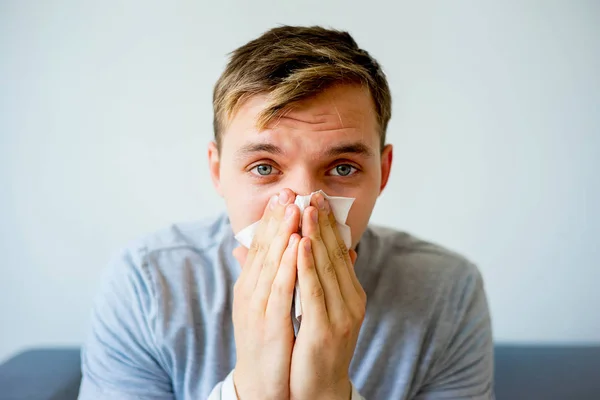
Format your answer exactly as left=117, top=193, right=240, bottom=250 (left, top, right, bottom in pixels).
left=232, top=246, right=249, bottom=267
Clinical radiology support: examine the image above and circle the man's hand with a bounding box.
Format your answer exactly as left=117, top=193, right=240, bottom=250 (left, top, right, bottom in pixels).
left=290, top=192, right=366, bottom=400
left=231, top=189, right=301, bottom=400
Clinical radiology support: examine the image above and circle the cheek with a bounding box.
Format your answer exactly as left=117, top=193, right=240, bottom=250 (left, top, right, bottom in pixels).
left=345, top=192, right=378, bottom=247
left=222, top=184, right=274, bottom=233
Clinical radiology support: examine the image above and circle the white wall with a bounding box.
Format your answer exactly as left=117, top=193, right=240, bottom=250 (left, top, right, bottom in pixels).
left=1, top=0, right=599, bottom=362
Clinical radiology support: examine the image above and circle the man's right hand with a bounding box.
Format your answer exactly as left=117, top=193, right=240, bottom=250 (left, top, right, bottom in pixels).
left=231, top=189, right=300, bottom=400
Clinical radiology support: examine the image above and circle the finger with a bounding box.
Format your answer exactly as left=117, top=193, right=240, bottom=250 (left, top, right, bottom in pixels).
left=302, top=206, right=344, bottom=320
left=252, top=204, right=300, bottom=312
left=313, top=194, right=359, bottom=309
left=265, top=233, right=300, bottom=319
left=297, top=237, right=328, bottom=326
left=244, top=189, right=296, bottom=293
left=238, top=194, right=279, bottom=284
left=246, top=188, right=295, bottom=267
left=323, top=204, right=364, bottom=300
left=312, top=192, right=363, bottom=299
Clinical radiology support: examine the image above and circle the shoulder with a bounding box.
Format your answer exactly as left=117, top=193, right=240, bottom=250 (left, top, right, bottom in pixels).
left=80, top=217, right=233, bottom=398
left=95, top=213, right=236, bottom=322
left=358, top=224, right=488, bottom=336
left=126, top=213, right=231, bottom=262
left=359, top=225, right=493, bottom=393
left=111, top=213, right=233, bottom=278
left=363, top=224, right=481, bottom=291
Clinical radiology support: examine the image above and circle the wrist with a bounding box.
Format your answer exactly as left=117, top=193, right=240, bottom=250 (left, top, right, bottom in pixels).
left=233, top=369, right=288, bottom=400
left=317, top=379, right=352, bottom=400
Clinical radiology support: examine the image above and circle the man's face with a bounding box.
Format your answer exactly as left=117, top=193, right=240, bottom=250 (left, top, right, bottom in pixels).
left=208, top=84, right=393, bottom=249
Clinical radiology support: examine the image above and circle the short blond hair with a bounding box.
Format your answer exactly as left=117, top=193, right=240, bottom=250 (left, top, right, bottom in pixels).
left=213, top=25, right=392, bottom=150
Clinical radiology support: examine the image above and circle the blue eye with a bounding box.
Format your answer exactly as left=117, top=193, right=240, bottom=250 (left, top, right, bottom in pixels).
left=251, top=164, right=275, bottom=176
left=330, top=164, right=357, bottom=177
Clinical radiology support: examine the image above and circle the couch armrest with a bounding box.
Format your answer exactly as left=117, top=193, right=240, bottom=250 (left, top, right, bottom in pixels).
left=495, top=345, right=600, bottom=400
left=0, top=348, right=81, bottom=400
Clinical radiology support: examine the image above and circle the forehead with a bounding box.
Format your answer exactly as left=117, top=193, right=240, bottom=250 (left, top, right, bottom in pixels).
left=279, top=84, right=376, bottom=127
left=222, top=84, right=380, bottom=152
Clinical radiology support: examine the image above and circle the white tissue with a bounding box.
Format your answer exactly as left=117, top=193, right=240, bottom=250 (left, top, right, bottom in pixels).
left=234, top=190, right=355, bottom=325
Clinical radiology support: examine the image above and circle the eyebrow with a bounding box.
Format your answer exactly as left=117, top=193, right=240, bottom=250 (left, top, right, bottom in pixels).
left=235, top=143, right=284, bottom=161
left=234, top=141, right=375, bottom=161
left=324, top=142, right=375, bottom=158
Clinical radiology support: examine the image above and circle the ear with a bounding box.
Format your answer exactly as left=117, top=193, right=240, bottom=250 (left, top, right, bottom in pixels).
left=208, top=141, right=223, bottom=197
left=379, top=144, right=393, bottom=194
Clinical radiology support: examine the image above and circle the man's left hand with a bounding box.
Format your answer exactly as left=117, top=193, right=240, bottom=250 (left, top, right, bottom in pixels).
left=290, top=192, right=366, bottom=400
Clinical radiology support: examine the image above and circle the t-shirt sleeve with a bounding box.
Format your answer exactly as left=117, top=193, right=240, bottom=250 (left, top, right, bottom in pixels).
left=416, top=262, right=495, bottom=399
left=78, top=247, right=174, bottom=400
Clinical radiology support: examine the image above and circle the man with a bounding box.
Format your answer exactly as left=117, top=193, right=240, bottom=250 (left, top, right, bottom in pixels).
left=79, top=26, right=494, bottom=399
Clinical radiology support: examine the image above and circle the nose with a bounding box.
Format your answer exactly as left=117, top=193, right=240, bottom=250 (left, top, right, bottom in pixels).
left=286, top=168, right=319, bottom=197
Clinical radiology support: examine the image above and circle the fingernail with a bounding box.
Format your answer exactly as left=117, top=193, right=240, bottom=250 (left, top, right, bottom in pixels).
left=279, top=190, right=290, bottom=205
left=269, top=195, right=279, bottom=210
left=315, top=194, right=326, bottom=211
left=304, top=239, right=311, bottom=252
left=311, top=208, right=318, bottom=223
left=288, top=235, right=296, bottom=248
left=285, top=205, right=294, bottom=220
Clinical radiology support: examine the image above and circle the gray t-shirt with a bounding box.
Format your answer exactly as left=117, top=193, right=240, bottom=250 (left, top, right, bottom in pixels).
left=79, top=213, right=494, bottom=399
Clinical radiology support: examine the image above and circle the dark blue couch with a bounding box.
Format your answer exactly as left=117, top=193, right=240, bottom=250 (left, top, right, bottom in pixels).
left=1, top=346, right=599, bottom=399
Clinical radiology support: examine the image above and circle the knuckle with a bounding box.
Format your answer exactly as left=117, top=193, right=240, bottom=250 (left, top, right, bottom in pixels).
left=311, top=285, right=325, bottom=299
left=333, top=244, right=349, bottom=260
left=336, top=315, right=353, bottom=338
left=358, top=307, right=366, bottom=323
left=270, top=280, right=290, bottom=298
left=249, top=240, right=262, bottom=253
left=262, top=259, right=277, bottom=272
left=323, top=261, right=336, bottom=277
left=339, top=322, right=353, bottom=339
left=257, top=243, right=267, bottom=254
left=359, top=287, right=367, bottom=303
left=354, top=301, right=366, bottom=322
